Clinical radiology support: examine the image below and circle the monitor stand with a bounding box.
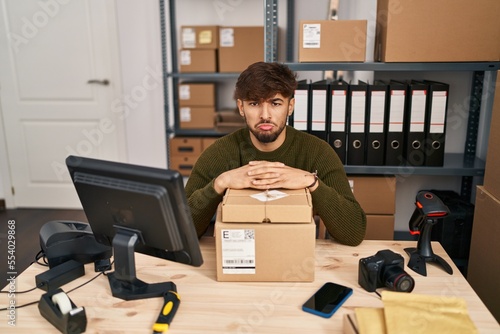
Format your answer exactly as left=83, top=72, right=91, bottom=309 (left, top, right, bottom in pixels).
left=107, top=226, right=174, bottom=300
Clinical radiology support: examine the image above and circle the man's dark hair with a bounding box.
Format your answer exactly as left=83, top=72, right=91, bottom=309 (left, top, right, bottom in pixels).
left=234, top=62, right=298, bottom=101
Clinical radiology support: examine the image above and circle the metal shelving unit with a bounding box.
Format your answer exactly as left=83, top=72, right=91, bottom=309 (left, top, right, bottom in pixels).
left=160, top=0, right=499, bottom=199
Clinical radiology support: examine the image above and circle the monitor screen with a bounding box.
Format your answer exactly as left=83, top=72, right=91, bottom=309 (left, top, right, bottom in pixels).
left=66, top=155, right=203, bottom=300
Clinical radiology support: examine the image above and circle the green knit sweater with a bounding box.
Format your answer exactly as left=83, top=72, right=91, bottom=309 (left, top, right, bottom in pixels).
left=184, top=126, right=366, bottom=246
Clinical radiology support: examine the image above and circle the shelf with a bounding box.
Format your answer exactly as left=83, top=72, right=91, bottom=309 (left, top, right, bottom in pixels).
left=173, top=129, right=229, bottom=137
left=286, top=62, right=500, bottom=72
left=344, top=153, right=485, bottom=176
left=168, top=72, right=240, bottom=80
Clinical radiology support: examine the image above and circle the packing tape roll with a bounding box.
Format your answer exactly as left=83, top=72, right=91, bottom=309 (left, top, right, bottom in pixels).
left=51, top=292, right=72, bottom=315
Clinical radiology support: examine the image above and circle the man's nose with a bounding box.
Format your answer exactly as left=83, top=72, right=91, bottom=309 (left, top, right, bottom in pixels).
left=260, top=102, right=271, bottom=119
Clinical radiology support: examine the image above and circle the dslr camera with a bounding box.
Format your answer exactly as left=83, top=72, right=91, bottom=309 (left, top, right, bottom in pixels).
left=358, top=249, right=415, bottom=293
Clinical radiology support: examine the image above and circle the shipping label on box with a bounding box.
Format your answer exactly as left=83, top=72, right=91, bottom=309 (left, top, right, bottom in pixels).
left=221, top=188, right=312, bottom=223
left=220, top=228, right=256, bottom=274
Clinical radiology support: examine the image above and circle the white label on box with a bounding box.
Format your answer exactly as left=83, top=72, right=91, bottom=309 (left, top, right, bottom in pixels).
left=221, top=229, right=256, bottom=274
left=302, top=23, right=321, bottom=49
left=179, top=85, right=191, bottom=100
left=181, top=28, right=196, bottom=48
left=250, top=190, right=288, bottom=202
left=180, top=107, right=191, bottom=122
left=219, top=28, right=234, bottom=47
left=180, top=50, right=192, bottom=65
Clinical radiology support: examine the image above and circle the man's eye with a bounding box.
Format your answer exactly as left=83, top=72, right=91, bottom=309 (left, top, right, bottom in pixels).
left=249, top=102, right=259, bottom=106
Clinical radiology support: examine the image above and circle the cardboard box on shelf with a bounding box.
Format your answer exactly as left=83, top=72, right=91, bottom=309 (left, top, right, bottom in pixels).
left=221, top=188, right=313, bottom=223
left=299, top=20, right=367, bottom=63
left=347, top=176, right=396, bottom=215
left=178, top=83, right=216, bottom=107
left=215, top=207, right=315, bottom=282
left=365, top=215, right=394, bottom=240
left=467, top=186, right=500, bottom=322
left=483, top=71, right=500, bottom=199
left=375, top=0, right=500, bottom=62
left=179, top=49, right=217, bottom=73
left=218, top=26, right=264, bottom=73
left=180, top=25, right=219, bottom=49
left=179, top=107, right=215, bottom=129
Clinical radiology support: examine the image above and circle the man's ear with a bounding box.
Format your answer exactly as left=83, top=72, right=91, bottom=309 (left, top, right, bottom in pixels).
left=237, top=99, right=244, bottom=116
left=288, top=97, right=295, bottom=116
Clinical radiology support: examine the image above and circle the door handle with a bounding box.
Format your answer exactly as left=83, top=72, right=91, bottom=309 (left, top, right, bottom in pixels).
left=87, top=79, right=109, bottom=86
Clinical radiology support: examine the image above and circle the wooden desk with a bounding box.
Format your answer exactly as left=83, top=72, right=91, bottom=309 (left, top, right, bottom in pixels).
left=1, top=238, right=499, bottom=333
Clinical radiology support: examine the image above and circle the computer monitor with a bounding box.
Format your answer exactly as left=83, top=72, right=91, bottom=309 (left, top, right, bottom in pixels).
left=66, top=155, right=203, bottom=301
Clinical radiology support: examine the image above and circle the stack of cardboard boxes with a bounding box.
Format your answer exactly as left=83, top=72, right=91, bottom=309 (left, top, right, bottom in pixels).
left=179, top=25, right=264, bottom=73
left=178, top=82, right=216, bottom=130
left=467, top=72, right=500, bottom=322
left=215, top=188, right=316, bottom=282
left=348, top=176, right=396, bottom=240
left=169, top=136, right=216, bottom=176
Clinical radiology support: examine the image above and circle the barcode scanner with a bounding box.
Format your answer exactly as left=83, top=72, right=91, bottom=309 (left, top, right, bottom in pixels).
left=404, top=191, right=453, bottom=276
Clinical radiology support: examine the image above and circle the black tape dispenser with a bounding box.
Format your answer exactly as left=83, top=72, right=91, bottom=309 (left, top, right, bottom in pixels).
left=38, top=288, right=87, bottom=334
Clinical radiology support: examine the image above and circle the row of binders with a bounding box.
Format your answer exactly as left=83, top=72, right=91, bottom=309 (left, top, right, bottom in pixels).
left=289, top=79, right=449, bottom=167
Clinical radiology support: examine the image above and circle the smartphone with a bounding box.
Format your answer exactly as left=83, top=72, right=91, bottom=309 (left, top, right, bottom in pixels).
left=301, top=282, right=353, bottom=318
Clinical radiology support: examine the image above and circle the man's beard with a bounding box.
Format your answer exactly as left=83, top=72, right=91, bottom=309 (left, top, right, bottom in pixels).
left=247, top=119, right=286, bottom=143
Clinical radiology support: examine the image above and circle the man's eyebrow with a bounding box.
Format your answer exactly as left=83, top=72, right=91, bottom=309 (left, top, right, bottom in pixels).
left=268, top=97, right=284, bottom=103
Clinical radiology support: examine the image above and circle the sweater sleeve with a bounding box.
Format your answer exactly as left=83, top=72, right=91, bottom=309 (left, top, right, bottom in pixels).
left=184, top=139, right=232, bottom=238
left=308, top=141, right=367, bottom=246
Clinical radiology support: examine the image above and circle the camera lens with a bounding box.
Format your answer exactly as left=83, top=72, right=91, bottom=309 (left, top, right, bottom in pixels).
left=383, top=267, right=415, bottom=293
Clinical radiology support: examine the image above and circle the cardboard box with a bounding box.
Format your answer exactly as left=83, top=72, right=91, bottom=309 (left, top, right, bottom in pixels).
left=483, top=71, right=500, bottom=199
left=179, top=107, right=215, bottom=129
left=218, top=26, right=264, bottom=73
left=375, top=0, right=500, bottom=62
left=214, top=109, right=245, bottom=134
left=299, top=20, right=367, bottom=62
left=180, top=25, right=219, bottom=49
left=179, top=49, right=217, bottom=73
left=178, top=83, right=216, bottom=107
left=365, top=215, right=394, bottom=240
left=215, top=208, right=316, bottom=282
left=348, top=176, right=396, bottom=214
left=169, top=155, right=198, bottom=176
left=169, top=137, right=203, bottom=156
left=467, top=186, right=500, bottom=322
left=221, top=188, right=313, bottom=223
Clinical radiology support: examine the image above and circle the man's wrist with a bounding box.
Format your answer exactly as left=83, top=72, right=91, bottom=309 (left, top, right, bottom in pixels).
left=307, top=171, right=319, bottom=191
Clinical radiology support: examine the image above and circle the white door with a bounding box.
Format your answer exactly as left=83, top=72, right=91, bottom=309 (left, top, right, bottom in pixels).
left=0, top=0, right=126, bottom=208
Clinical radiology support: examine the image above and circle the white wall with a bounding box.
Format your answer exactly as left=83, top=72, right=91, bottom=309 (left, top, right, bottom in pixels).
left=115, top=0, right=167, bottom=169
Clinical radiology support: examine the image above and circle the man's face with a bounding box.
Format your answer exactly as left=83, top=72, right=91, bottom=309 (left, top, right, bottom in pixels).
left=237, top=93, right=294, bottom=145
